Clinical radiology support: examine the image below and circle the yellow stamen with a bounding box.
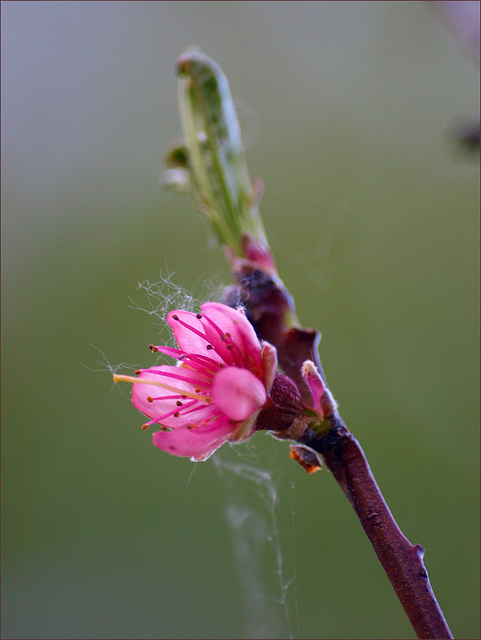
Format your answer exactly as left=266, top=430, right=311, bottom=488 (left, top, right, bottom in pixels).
left=113, top=374, right=211, bottom=403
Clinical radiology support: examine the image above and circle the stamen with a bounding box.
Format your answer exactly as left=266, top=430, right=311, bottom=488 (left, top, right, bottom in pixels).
left=176, top=403, right=212, bottom=418
left=198, top=410, right=230, bottom=429
left=113, top=374, right=211, bottom=403
left=201, top=315, right=244, bottom=367
left=178, top=356, right=219, bottom=377
left=181, top=352, right=221, bottom=369
left=200, top=313, right=225, bottom=339
left=149, top=399, right=198, bottom=423
left=171, top=314, right=211, bottom=344
left=155, top=346, right=182, bottom=359
left=147, top=369, right=210, bottom=388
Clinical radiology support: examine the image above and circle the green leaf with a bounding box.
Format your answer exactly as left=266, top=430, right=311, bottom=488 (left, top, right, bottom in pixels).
left=176, top=49, right=267, bottom=252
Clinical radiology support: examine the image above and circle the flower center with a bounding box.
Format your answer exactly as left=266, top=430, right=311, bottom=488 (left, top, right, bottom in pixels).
left=211, top=367, right=266, bottom=422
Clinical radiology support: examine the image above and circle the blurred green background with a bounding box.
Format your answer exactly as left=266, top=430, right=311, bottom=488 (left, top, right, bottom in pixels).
left=2, top=2, right=479, bottom=639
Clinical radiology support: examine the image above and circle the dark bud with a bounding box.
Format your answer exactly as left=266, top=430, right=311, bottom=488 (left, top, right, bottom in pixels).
left=255, top=373, right=303, bottom=431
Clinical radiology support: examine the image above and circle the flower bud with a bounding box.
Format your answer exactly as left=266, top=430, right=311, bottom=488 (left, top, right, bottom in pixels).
left=255, top=373, right=304, bottom=431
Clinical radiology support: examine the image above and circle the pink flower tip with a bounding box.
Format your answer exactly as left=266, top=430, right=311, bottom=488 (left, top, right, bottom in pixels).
left=241, top=232, right=277, bottom=275
left=115, top=302, right=278, bottom=461
left=301, top=360, right=337, bottom=420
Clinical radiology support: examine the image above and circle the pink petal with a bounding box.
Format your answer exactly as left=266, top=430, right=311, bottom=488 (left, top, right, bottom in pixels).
left=197, top=321, right=240, bottom=368
left=211, top=366, right=266, bottom=422
left=167, top=310, right=224, bottom=365
left=153, top=419, right=235, bottom=461
left=132, top=366, right=213, bottom=428
left=261, top=341, right=278, bottom=392
left=201, top=303, right=263, bottom=370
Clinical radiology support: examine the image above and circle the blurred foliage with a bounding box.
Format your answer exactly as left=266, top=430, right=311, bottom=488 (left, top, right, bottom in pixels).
left=2, top=2, right=479, bottom=639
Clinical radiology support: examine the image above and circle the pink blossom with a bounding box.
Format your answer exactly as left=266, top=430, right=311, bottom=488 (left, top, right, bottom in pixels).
left=114, top=302, right=277, bottom=461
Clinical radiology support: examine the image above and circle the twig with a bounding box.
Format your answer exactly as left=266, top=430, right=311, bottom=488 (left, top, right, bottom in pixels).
left=226, top=255, right=453, bottom=640
left=169, top=49, right=454, bottom=639
left=308, top=416, right=453, bottom=639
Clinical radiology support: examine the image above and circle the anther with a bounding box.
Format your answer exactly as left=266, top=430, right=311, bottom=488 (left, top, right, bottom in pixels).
left=147, top=396, right=153, bottom=403
left=174, top=412, right=180, bottom=418
left=176, top=400, right=183, bottom=406
left=160, top=426, right=169, bottom=432
left=141, top=424, right=149, bottom=430
left=135, top=370, right=141, bottom=375
left=206, top=344, right=213, bottom=350
left=149, top=345, right=159, bottom=352
left=172, top=314, right=179, bottom=320
left=196, top=313, right=203, bottom=319
left=195, top=388, right=201, bottom=393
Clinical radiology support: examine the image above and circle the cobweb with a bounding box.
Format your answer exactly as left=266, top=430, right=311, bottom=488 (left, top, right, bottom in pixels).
left=128, top=269, right=224, bottom=327
left=113, top=270, right=301, bottom=639
left=212, top=443, right=300, bottom=640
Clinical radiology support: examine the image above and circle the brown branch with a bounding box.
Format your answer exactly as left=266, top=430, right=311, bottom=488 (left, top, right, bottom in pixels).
left=307, top=416, right=453, bottom=639
left=224, top=250, right=453, bottom=640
